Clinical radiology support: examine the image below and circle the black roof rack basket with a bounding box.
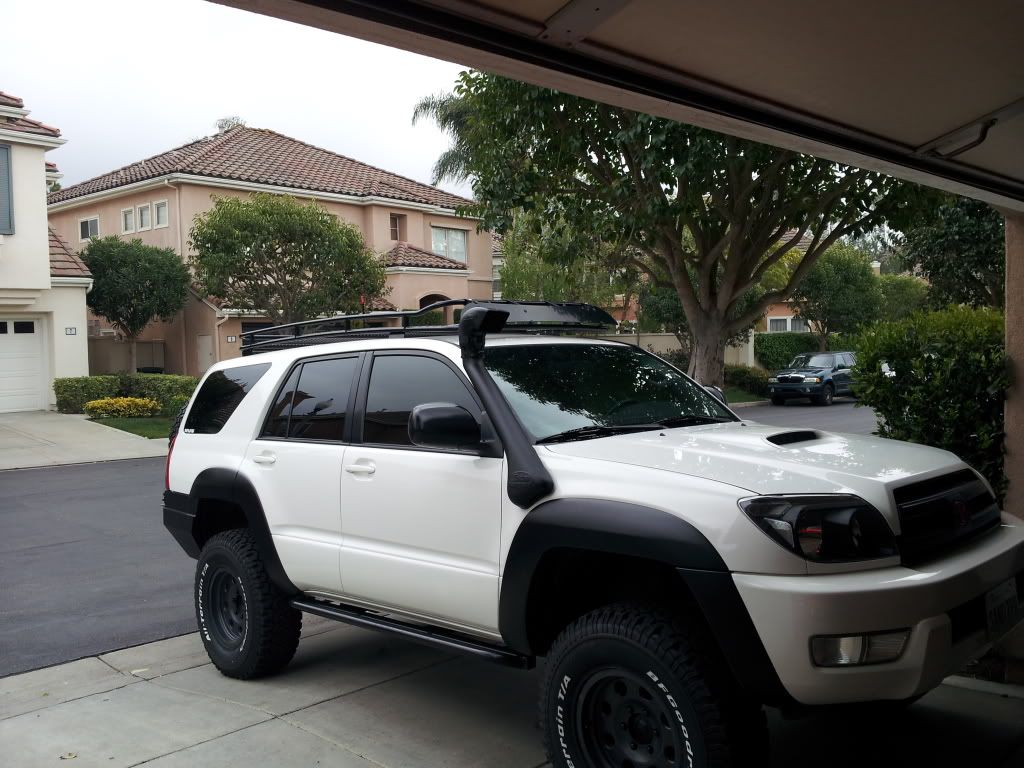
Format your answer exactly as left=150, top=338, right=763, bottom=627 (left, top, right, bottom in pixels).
left=239, top=299, right=617, bottom=356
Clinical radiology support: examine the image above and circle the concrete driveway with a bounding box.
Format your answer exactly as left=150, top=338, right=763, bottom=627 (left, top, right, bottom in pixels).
left=0, top=411, right=167, bottom=471
left=2, top=621, right=1023, bottom=768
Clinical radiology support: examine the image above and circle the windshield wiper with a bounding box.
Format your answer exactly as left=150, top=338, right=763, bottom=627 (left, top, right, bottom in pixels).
left=656, top=415, right=733, bottom=428
left=536, top=423, right=663, bottom=445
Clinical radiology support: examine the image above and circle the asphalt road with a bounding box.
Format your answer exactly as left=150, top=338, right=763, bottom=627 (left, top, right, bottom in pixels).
left=0, top=458, right=194, bottom=677
left=736, top=397, right=878, bottom=435
left=0, top=401, right=878, bottom=678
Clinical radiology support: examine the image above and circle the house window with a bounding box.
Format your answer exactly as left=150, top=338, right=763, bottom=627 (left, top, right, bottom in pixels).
left=13, top=321, right=34, bottom=334
left=789, top=316, right=808, bottom=333
left=389, top=213, right=406, bottom=241
left=430, top=226, right=467, bottom=262
left=79, top=216, right=99, bottom=241
left=137, top=204, right=151, bottom=230
left=768, top=318, right=788, bottom=332
left=0, top=144, right=12, bottom=235
left=121, top=208, right=135, bottom=233
left=154, top=200, right=169, bottom=228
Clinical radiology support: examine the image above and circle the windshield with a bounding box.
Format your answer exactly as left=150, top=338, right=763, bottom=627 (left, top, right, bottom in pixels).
left=789, top=353, right=834, bottom=369
left=483, top=343, right=735, bottom=442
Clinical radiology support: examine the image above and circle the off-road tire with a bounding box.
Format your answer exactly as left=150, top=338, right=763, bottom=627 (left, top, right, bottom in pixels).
left=195, top=529, right=301, bottom=679
left=540, top=603, right=768, bottom=768
left=813, top=383, right=834, bottom=406
left=770, top=395, right=785, bottom=406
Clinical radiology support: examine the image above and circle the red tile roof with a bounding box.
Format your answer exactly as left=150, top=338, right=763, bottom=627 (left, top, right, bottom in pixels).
left=384, top=241, right=468, bottom=271
left=48, top=228, right=90, bottom=278
left=48, top=126, right=473, bottom=210
left=367, top=296, right=397, bottom=311
left=0, top=91, right=24, bottom=108
left=1, top=114, right=61, bottom=138
left=46, top=161, right=58, bottom=172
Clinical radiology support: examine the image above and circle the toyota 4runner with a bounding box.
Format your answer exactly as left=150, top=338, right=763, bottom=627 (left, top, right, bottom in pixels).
left=163, top=300, right=1024, bottom=767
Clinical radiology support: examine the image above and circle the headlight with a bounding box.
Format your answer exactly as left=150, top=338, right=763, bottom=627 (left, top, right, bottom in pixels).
left=807, top=377, right=821, bottom=383
left=739, top=494, right=898, bottom=562
left=768, top=377, right=778, bottom=383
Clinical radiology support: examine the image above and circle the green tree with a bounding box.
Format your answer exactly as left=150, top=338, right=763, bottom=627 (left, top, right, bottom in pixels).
left=82, top=237, right=189, bottom=373
left=412, top=90, right=474, bottom=186
left=189, top=193, right=388, bottom=325
left=877, top=273, right=929, bottom=322
left=498, top=212, right=624, bottom=306
left=898, top=196, right=1005, bottom=308
left=417, top=72, right=927, bottom=384
left=792, top=243, right=882, bottom=350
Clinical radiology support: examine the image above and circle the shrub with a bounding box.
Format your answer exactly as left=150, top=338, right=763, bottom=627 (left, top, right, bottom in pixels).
left=653, top=348, right=690, bottom=372
left=84, top=397, right=162, bottom=418
left=407, top=310, right=445, bottom=327
left=724, top=364, right=769, bottom=396
left=53, top=376, right=119, bottom=413
left=162, top=394, right=191, bottom=418
left=119, top=373, right=198, bottom=406
left=853, top=307, right=1007, bottom=501
left=754, top=332, right=820, bottom=371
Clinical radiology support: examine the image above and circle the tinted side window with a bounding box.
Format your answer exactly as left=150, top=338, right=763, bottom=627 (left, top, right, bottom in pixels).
left=184, top=363, right=270, bottom=434
left=363, top=355, right=477, bottom=446
left=262, top=366, right=300, bottom=438
left=287, top=357, right=359, bottom=441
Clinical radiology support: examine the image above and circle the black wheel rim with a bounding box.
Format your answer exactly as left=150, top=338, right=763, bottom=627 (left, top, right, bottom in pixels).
left=825, top=386, right=833, bottom=404
left=208, top=566, right=247, bottom=650
left=576, top=669, right=691, bottom=768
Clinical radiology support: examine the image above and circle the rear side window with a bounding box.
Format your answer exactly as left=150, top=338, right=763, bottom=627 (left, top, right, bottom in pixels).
left=286, top=357, right=359, bottom=441
left=184, top=363, right=270, bottom=434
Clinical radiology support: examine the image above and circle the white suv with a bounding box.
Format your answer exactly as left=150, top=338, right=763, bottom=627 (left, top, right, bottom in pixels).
left=164, top=300, right=1024, bottom=767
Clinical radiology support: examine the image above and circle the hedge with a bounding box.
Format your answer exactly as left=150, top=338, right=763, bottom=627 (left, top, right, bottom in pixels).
left=84, top=397, right=162, bottom=418
left=54, top=373, right=198, bottom=414
left=724, top=364, right=769, bottom=396
left=852, top=307, right=1007, bottom=501
left=753, top=332, right=821, bottom=372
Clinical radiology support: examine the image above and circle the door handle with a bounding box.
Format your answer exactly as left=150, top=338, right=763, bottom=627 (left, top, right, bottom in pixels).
left=252, top=454, right=277, bottom=465
left=344, top=463, right=375, bottom=476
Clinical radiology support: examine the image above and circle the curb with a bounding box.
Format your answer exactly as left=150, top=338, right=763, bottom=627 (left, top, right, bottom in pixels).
left=942, top=674, right=1024, bottom=700
left=729, top=400, right=770, bottom=409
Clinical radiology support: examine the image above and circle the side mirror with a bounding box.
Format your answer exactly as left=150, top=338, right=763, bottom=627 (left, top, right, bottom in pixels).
left=704, top=385, right=728, bottom=405
left=409, top=403, right=482, bottom=452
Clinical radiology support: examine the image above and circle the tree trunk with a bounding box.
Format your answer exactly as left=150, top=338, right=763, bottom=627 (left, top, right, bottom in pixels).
left=129, top=337, right=138, bottom=374
left=817, top=333, right=828, bottom=352
left=688, top=331, right=726, bottom=386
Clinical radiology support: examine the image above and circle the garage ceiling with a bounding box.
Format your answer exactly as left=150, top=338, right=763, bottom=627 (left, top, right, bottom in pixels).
left=218, top=0, right=1024, bottom=211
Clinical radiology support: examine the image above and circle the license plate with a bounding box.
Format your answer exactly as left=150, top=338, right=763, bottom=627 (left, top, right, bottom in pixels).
left=985, top=578, right=1023, bottom=640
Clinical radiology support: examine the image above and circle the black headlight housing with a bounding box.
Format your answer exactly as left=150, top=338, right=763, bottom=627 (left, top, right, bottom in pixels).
left=739, top=494, right=898, bottom=562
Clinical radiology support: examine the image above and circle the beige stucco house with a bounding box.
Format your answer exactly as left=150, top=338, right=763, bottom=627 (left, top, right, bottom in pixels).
left=0, top=91, right=91, bottom=412
left=47, top=126, right=492, bottom=377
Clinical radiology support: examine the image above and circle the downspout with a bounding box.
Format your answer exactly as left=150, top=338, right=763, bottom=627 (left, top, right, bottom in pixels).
left=215, top=314, right=229, bottom=363
left=166, top=179, right=187, bottom=374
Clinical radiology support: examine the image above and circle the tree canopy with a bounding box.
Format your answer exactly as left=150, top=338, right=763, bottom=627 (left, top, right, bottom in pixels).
left=189, top=193, right=388, bottom=325
left=82, top=236, right=189, bottom=371
left=419, top=71, right=929, bottom=384
left=877, top=273, right=929, bottom=322
left=897, top=196, right=1004, bottom=308
left=791, top=243, right=882, bottom=350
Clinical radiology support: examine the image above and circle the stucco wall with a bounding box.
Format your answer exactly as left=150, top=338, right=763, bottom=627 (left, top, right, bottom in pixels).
left=1, top=142, right=51, bottom=290
left=17, top=284, right=91, bottom=406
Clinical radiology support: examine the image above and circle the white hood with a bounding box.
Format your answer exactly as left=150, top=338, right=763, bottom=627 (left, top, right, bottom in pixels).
left=543, top=421, right=966, bottom=521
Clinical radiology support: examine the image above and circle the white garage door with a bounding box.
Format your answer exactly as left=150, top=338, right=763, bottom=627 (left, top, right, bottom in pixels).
left=0, top=319, right=44, bottom=412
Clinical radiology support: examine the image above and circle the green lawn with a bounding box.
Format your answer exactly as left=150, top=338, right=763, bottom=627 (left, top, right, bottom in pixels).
left=724, top=386, right=766, bottom=404
left=93, top=417, right=173, bottom=439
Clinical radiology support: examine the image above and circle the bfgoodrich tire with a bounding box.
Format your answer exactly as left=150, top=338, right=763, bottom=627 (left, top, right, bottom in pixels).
left=195, top=529, right=301, bottom=679
left=540, top=603, right=767, bottom=768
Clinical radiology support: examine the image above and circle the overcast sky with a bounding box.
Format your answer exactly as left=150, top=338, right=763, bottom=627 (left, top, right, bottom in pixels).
left=1, top=0, right=471, bottom=196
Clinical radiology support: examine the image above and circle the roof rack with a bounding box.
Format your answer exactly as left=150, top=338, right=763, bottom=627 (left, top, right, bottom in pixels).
left=239, top=299, right=617, bottom=356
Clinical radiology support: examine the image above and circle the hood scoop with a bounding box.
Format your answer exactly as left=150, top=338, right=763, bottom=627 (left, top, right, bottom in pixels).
left=766, top=430, right=821, bottom=446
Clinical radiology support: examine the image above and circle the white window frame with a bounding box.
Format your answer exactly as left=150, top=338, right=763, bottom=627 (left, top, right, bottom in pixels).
left=430, top=225, right=469, bottom=263
left=153, top=199, right=169, bottom=229
left=78, top=216, right=100, bottom=242
left=789, top=316, right=809, bottom=333
left=136, top=203, right=152, bottom=231
left=120, top=207, right=135, bottom=234
left=767, top=317, right=789, bottom=333
left=389, top=213, right=405, bottom=241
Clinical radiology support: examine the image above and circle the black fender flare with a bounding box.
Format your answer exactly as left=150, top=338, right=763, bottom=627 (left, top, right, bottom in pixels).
left=497, top=497, right=793, bottom=707
left=163, top=467, right=298, bottom=596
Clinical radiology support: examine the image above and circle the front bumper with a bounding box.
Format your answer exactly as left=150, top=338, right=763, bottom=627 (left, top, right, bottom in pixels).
left=768, top=382, right=826, bottom=398
left=734, top=520, right=1024, bottom=706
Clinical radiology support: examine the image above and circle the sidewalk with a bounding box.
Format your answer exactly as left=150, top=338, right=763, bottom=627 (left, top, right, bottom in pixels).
left=3, top=620, right=1023, bottom=768
left=0, top=411, right=167, bottom=471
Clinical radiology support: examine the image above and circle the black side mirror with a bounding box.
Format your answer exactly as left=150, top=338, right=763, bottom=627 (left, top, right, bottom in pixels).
left=409, top=403, right=482, bottom=452
left=705, top=385, right=728, bottom=405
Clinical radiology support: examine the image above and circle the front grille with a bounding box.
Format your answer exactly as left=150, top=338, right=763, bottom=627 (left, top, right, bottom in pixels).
left=894, top=469, right=1001, bottom=565
left=777, top=375, right=804, bottom=383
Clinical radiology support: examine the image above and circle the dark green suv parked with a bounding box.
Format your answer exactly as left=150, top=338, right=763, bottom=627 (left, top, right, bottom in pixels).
left=767, top=351, right=856, bottom=406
